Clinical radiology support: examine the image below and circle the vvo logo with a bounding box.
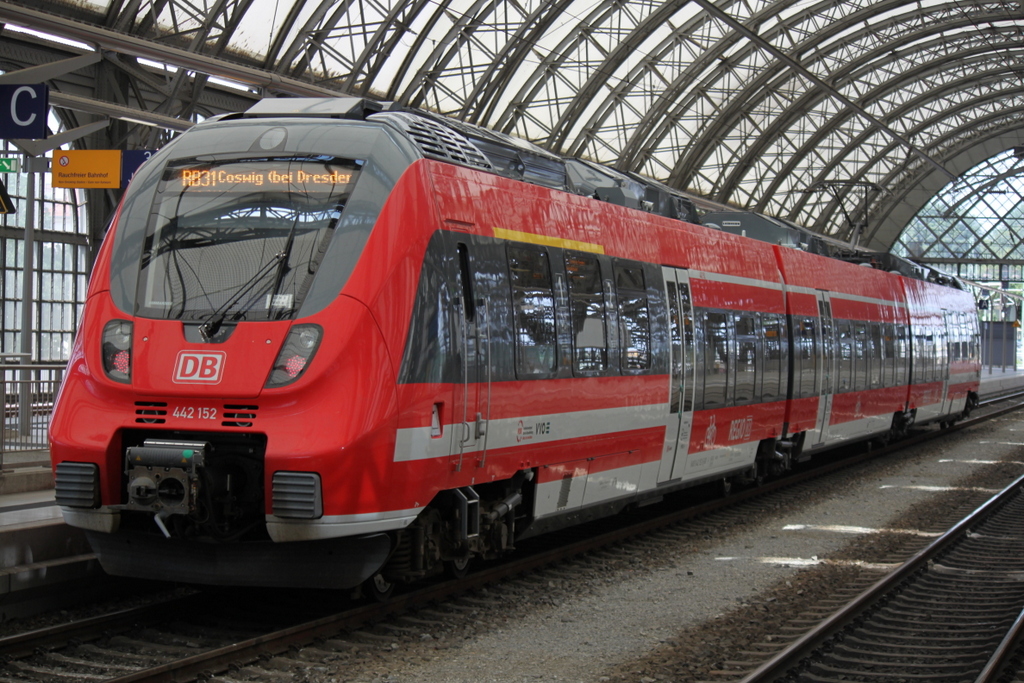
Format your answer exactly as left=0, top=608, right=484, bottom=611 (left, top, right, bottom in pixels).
left=173, top=351, right=226, bottom=384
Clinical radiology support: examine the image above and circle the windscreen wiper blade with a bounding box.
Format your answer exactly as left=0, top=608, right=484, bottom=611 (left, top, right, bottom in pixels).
left=198, top=251, right=287, bottom=340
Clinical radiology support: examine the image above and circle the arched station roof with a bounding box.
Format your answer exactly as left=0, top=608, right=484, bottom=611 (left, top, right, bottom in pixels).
left=0, top=0, right=1022, bottom=251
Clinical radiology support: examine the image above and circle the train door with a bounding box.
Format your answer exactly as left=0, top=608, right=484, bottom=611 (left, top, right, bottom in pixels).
left=449, top=239, right=491, bottom=472
left=809, top=291, right=835, bottom=447
left=658, top=268, right=695, bottom=483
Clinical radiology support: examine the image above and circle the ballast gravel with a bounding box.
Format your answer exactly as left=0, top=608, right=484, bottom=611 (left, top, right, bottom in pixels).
left=325, top=414, right=1024, bottom=683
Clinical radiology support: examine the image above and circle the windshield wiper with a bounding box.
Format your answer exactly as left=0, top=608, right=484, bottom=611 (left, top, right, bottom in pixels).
left=266, top=220, right=299, bottom=319
left=198, top=250, right=288, bottom=340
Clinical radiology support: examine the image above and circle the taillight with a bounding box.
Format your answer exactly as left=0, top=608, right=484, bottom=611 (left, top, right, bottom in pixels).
left=102, top=320, right=133, bottom=383
left=266, top=324, right=322, bottom=388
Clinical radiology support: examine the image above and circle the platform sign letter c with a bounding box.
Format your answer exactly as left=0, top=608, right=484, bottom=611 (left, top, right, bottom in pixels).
left=12, top=87, right=37, bottom=127
left=0, top=84, right=48, bottom=140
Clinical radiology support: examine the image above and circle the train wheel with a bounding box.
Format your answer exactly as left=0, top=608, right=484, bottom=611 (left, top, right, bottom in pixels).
left=720, top=477, right=732, bottom=497
left=445, top=555, right=472, bottom=580
left=364, top=573, right=395, bottom=602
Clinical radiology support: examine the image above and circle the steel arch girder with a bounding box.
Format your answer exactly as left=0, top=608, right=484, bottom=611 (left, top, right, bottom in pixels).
left=610, top=0, right=844, bottom=172
left=792, top=84, right=1024, bottom=246
left=604, top=0, right=914, bottom=184
left=707, top=15, right=1024, bottom=207
left=866, top=107, right=1024, bottom=252
left=397, top=0, right=498, bottom=110
left=342, top=0, right=438, bottom=95
left=664, top=1, right=1004, bottom=197
left=461, top=0, right=576, bottom=127
left=752, top=47, right=1024, bottom=233
left=489, top=0, right=631, bottom=142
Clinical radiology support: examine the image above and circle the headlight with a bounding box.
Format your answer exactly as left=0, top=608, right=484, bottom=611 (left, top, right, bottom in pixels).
left=102, top=320, right=133, bottom=383
left=266, top=324, right=322, bottom=388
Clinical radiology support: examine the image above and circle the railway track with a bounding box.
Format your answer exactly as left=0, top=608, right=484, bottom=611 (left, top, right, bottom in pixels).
left=736, top=470, right=1024, bottom=683
left=3, top=396, right=1023, bottom=683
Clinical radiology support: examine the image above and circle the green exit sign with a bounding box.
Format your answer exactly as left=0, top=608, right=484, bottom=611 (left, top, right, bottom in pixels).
left=0, top=158, right=19, bottom=173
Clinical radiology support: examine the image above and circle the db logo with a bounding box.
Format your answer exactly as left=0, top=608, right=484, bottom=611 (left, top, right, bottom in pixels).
left=173, top=351, right=225, bottom=384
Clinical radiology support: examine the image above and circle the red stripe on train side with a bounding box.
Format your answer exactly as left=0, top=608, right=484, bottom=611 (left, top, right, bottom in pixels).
left=829, top=297, right=904, bottom=324
left=687, top=401, right=786, bottom=453
left=690, top=278, right=786, bottom=313
left=829, top=385, right=909, bottom=426
left=909, top=381, right=946, bottom=409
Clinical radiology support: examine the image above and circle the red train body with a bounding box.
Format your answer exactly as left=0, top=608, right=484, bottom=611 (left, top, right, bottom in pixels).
left=49, top=98, right=980, bottom=590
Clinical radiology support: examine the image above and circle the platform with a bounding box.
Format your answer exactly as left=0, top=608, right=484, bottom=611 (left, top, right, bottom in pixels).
left=978, top=365, right=1024, bottom=399
left=0, top=448, right=53, bottom=496
left=0, top=479, right=104, bottom=621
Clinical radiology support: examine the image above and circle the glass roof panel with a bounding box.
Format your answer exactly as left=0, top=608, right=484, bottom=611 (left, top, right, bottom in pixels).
left=894, top=149, right=1024, bottom=263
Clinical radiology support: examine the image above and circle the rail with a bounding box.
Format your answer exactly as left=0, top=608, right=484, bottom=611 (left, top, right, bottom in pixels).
left=738, top=471, right=1024, bottom=683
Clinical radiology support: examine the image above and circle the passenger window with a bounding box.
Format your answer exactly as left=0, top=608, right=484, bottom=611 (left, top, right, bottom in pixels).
left=667, top=281, right=682, bottom=413
left=679, top=283, right=695, bottom=412
left=508, top=246, right=557, bottom=376
left=735, top=314, right=757, bottom=404
left=853, top=322, right=868, bottom=391
left=869, top=323, right=883, bottom=388
left=797, top=317, right=817, bottom=398
left=704, top=311, right=729, bottom=407
left=958, top=313, right=969, bottom=363
left=565, top=253, right=607, bottom=374
left=837, top=321, right=853, bottom=393
left=895, top=324, right=908, bottom=385
left=614, top=264, right=650, bottom=371
left=761, top=313, right=783, bottom=401
left=927, top=327, right=936, bottom=380
left=883, top=323, right=896, bottom=387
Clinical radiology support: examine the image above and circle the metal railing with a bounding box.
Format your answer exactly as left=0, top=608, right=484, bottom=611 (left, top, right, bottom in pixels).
left=0, top=362, right=65, bottom=469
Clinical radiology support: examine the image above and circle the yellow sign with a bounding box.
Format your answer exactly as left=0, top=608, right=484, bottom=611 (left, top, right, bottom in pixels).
left=51, top=150, right=121, bottom=189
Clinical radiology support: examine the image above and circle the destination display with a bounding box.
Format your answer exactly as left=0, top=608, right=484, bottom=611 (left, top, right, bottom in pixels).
left=170, top=158, right=360, bottom=192
left=180, top=168, right=355, bottom=189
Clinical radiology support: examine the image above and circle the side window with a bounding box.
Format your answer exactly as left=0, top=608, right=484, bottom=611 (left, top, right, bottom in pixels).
left=895, top=323, right=908, bottom=384
left=914, top=328, right=926, bottom=384
left=929, top=327, right=937, bottom=382
left=705, top=311, right=729, bottom=407
left=680, top=282, right=695, bottom=412
left=797, top=317, right=817, bottom=398
left=667, top=281, right=682, bottom=413
left=854, top=322, right=868, bottom=391
left=969, top=314, right=980, bottom=363
left=735, top=314, right=757, bottom=404
left=959, top=313, right=969, bottom=363
left=837, top=321, right=853, bottom=393
left=936, top=320, right=947, bottom=377
left=869, top=323, right=883, bottom=389
left=565, top=252, right=607, bottom=374
left=883, top=322, right=896, bottom=387
left=761, top=313, right=783, bottom=402
left=508, top=246, right=557, bottom=376
left=614, top=264, right=651, bottom=371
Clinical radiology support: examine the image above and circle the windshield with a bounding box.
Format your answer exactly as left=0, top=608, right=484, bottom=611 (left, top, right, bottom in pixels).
left=137, top=156, right=362, bottom=322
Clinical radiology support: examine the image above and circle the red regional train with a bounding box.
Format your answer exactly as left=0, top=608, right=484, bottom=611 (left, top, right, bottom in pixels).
left=50, top=97, right=981, bottom=593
